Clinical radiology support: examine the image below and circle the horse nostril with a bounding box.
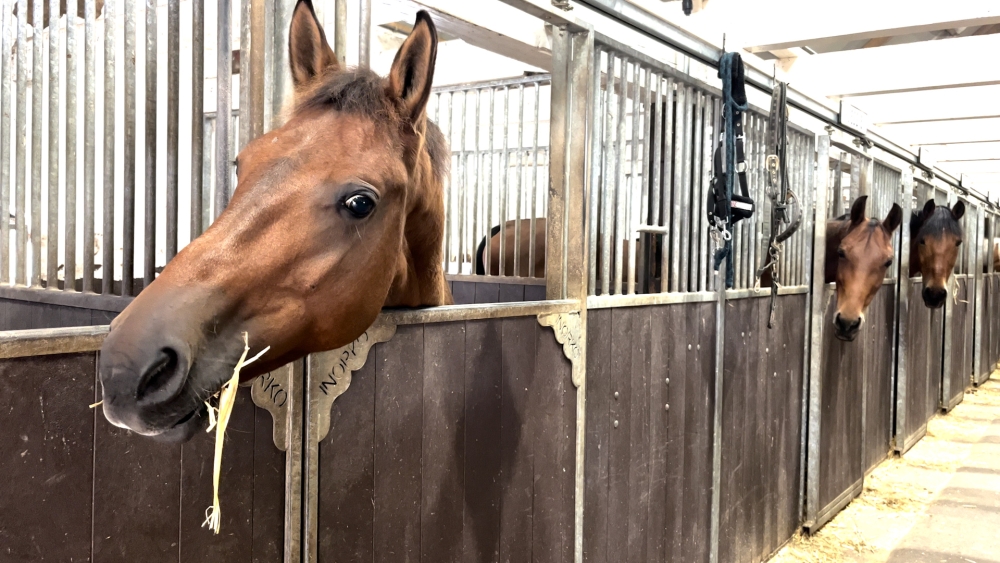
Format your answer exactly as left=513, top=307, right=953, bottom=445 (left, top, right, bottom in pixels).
left=136, top=348, right=185, bottom=403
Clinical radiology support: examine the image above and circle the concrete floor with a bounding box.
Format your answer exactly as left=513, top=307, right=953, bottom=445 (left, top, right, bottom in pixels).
left=770, top=378, right=1000, bottom=563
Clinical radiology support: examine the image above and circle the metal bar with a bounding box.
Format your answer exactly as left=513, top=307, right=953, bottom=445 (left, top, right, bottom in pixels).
left=457, top=91, right=466, bottom=273
left=649, top=72, right=662, bottom=232
left=442, top=93, right=452, bottom=273
left=698, top=96, right=713, bottom=291
left=82, top=0, right=95, bottom=291
left=678, top=85, right=691, bottom=292
left=190, top=0, right=204, bottom=239
left=249, top=0, right=265, bottom=142
left=101, top=0, right=115, bottom=294
left=238, top=0, right=249, bottom=151
left=359, top=0, right=370, bottom=67
left=30, top=0, right=42, bottom=287
left=805, top=134, right=830, bottom=526
left=627, top=62, right=640, bottom=295
left=122, top=0, right=135, bottom=296
left=600, top=52, right=614, bottom=295
left=215, top=0, right=231, bottom=219
left=661, top=77, right=673, bottom=291
left=333, top=0, right=345, bottom=67
left=500, top=87, right=510, bottom=276
left=894, top=164, right=914, bottom=451
left=0, top=3, right=10, bottom=285
left=669, top=79, right=682, bottom=292
left=587, top=50, right=602, bottom=292
left=691, top=91, right=704, bottom=291
left=637, top=66, right=652, bottom=294
left=708, top=246, right=726, bottom=563
left=472, top=88, right=481, bottom=277
left=163, top=0, right=178, bottom=262
left=64, top=0, right=79, bottom=289
left=46, top=0, right=59, bottom=288
left=514, top=84, right=524, bottom=278
left=141, top=0, right=155, bottom=289
left=530, top=82, right=540, bottom=278
left=613, top=58, right=627, bottom=295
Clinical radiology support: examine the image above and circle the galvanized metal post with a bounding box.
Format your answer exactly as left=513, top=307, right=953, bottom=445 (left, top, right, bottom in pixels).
left=894, top=165, right=915, bottom=451
left=143, top=0, right=157, bottom=288
left=333, top=0, right=346, bottom=67
left=215, top=0, right=232, bottom=218
left=973, top=205, right=985, bottom=383
left=101, top=0, right=115, bottom=294
left=804, top=134, right=830, bottom=528
left=0, top=3, right=10, bottom=285
left=358, top=0, right=370, bottom=67
left=708, top=253, right=726, bottom=563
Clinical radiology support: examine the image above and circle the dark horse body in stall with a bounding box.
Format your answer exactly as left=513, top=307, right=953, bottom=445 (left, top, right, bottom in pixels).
left=99, top=0, right=451, bottom=441
left=909, top=199, right=965, bottom=308
left=825, top=196, right=902, bottom=341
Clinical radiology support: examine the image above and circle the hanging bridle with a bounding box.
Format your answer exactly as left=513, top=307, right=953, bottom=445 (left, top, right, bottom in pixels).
left=756, top=80, right=802, bottom=329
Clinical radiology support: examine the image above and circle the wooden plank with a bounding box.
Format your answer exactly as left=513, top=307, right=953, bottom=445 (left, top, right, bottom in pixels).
left=460, top=317, right=503, bottom=562
left=531, top=318, right=576, bottom=563
left=0, top=353, right=96, bottom=562
left=719, top=298, right=750, bottom=563
left=606, top=308, right=633, bottom=561
left=474, top=282, right=500, bottom=304
left=498, top=317, right=534, bottom=562
left=93, top=393, right=182, bottom=562
left=452, top=281, right=477, bottom=305
left=749, top=298, right=765, bottom=562
left=179, top=391, right=256, bottom=563
left=584, top=309, right=613, bottom=563
left=627, top=308, right=651, bottom=563
left=663, top=304, right=688, bottom=561
left=645, top=305, right=671, bottom=563
left=420, top=321, right=467, bottom=562
left=373, top=324, right=424, bottom=563
left=525, top=284, right=548, bottom=302
left=682, top=303, right=714, bottom=563
left=251, top=396, right=286, bottom=563
left=317, top=352, right=376, bottom=560
left=498, top=283, right=526, bottom=303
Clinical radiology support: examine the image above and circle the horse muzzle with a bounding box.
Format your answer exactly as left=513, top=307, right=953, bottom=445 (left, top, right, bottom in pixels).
left=922, top=286, right=947, bottom=309
left=833, top=312, right=863, bottom=342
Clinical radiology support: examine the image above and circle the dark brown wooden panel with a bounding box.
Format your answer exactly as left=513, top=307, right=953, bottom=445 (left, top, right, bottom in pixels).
left=464, top=319, right=503, bottom=563
left=863, top=288, right=895, bottom=472
left=420, top=322, right=467, bottom=562
left=317, top=353, right=377, bottom=560
left=663, top=304, right=690, bottom=562
left=179, top=391, right=257, bottom=563
left=531, top=319, right=576, bottom=563
left=499, top=316, right=536, bottom=562
left=681, top=303, right=715, bottom=563
left=373, top=325, right=425, bottom=563
left=606, top=308, right=633, bottom=563
left=818, top=293, right=864, bottom=513
left=583, top=309, right=612, bottom=563
left=626, top=309, right=651, bottom=563
left=251, top=399, right=287, bottom=563
left=93, top=401, right=182, bottom=563
left=645, top=305, right=672, bottom=563
left=474, top=283, right=500, bottom=304
left=0, top=353, right=96, bottom=562
left=451, top=282, right=477, bottom=305
left=904, top=280, right=930, bottom=443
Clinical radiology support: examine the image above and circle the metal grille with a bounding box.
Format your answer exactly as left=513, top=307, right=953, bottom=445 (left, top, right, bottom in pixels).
left=0, top=0, right=246, bottom=296
left=588, top=40, right=814, bottom=296
left=871, top=160, right=902, bottom=281
left=429, top=75, right=550, bottom=278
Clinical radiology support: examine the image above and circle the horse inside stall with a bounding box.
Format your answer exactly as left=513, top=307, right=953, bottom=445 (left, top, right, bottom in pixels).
left=909, top=199, right=964, bottom=309
left=98, top=0, right=451, bottom=441
left=475, top=218, right=547, bottom=277
left=825, top=195, right=902, bottom=341
left=10, top=1, right=104, bottom=26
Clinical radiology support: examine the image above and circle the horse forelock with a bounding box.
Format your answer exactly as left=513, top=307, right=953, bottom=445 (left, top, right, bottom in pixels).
left=292, top=67, right=448, bottom=186
left=916, top=207, right=963, bottom=240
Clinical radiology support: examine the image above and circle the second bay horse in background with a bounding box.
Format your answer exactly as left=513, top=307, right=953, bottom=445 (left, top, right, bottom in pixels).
left=909, top=199, right=965, bottom=308
left=826, top=195, right=903, bottom=341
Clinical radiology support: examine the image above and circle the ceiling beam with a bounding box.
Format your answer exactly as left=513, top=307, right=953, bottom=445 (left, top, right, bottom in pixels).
left=879, top=117, right=1000, bottom=146
left=853, top=85, right=1000, bottom=125
left=782, top=34, right=1000, bottom=97
left=742, top=0, right=1000, bottom=53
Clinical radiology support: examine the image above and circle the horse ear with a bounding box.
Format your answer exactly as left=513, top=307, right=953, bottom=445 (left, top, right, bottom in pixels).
left=921, top=199, right=936, bottom=218
left=952, top=201, right=966, bottom=221
left=850, top=195, right=868, bottom=226
left=387, top=11, right=438, bottom=124
left=288, top=0, right=338, bottom=91
left=884, top=203, right=903, bottom=233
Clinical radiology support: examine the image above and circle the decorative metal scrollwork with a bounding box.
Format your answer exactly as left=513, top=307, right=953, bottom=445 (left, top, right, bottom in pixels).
left=308, top=317, right=397, bottom=443
left=537, top=311, right=584, bottom=388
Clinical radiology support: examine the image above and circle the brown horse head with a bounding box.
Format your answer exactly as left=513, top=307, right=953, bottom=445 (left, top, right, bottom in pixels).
left=825, top=196, right=902, bottom=341
left=98, top=1, right=451, bottom=441
left=909, top=199, right=964, bottom=309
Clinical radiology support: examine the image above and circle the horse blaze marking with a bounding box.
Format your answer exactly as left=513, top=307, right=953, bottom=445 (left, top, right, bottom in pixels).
left=258, top=372, right=288, bottom=407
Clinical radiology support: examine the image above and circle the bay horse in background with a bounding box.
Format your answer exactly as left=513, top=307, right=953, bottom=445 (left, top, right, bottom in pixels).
left=825, top=195, right=902, bottom=341
left=98, top=0, right=451, bottom=441
left=475, top=218, right=547, bottom=277
left=10, top=1, right=104, bottom=27
left=909, top=199, right=965, bottom=309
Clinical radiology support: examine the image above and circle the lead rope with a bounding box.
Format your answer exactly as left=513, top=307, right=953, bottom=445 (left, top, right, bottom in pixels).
left=710, top=52, right=752, bottom=289
left=756, top=80, right=802, bottom=328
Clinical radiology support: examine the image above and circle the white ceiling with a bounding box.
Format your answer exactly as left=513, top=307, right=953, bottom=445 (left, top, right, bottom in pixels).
left=639, top=0, right=1000, bottom=198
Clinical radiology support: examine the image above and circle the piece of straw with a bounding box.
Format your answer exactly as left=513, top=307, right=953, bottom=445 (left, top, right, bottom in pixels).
left=202, top=332, right=269, bottom=534
left=89, top=400, right=103, bottom=409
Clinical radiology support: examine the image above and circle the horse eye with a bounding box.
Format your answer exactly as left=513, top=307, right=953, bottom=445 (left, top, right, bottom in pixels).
left=919, top=239, right=926, bottom=246
left=344, top=193, right=377, bottom=219
left=837, top=248, right=846, bottom=259
left=956, top=240, right=963, bottom=247
left=884, top=259, right=893, bottom=268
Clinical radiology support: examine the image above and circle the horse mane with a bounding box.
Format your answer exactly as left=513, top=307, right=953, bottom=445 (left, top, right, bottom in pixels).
left=293, top=67, right=449, bottom=184
left=911, top=206, right=963, bottom=239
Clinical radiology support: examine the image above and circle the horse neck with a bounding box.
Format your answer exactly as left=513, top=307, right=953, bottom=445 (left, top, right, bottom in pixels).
left=824, top=219, right=848, bottom=284
left=386, top=151, right=450, bottom=307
